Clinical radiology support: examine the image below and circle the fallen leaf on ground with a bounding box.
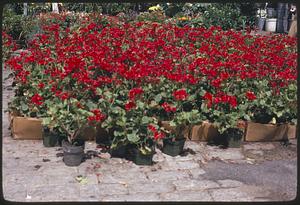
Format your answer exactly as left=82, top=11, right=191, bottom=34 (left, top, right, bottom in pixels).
left=246, top=157, right=256, bottom=164
left=119, top=181, right=128, bottom=187
left=75, top=175, right=88, bottom=185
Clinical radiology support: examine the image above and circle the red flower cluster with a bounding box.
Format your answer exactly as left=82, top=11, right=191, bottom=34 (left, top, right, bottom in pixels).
left=203, top=92, right=237, bottom=108
left=148, top=124, right=165, bottom=140
left=173, top=89, right=188, bottom=101
left=161, top=102, right=176, bottom=112
left=88, top=109, right=106, bottom=122
left=125, top=101, right=136, bottom=111
left=128, top=87, right=144, bottom=100
left=213, top=94, right=238, bottom=108
left=31, top=94, right=43, bottom=106
left=4, top=14, right=296, bottom=126
left=246, top=91, right=256, bottom=101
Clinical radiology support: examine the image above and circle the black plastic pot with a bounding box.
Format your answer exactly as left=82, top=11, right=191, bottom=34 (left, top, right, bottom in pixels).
left=42, top=127, right=58, bottom=147
left=129, top=147, right=154, bottom=166
left=95, top=128, right=113, bottom=146
left=162, top=138, right=186, bottom=156
left=109, top=145, right=127, bottom=158
left=224, top=129, right=243, bottom=148
left=62, top=140, right=85, bottom=166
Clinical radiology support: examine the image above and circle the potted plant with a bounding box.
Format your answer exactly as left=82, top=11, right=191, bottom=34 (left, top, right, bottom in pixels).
left=162, top=109, right=200, bottom=156
left=43, top=97, right=105, bottom=166
left=42, top=126, right=59, bottom=147
left=201, top=91, right=245, bottom=148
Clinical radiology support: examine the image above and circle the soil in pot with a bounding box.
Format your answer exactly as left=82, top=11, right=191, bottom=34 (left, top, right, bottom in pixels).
left=42, top=127, right=58, bottom=147
left=223, top=128, right=243, bottom=148
left=62, top=139, right=85, bottom=166
left=162, top=138, right=186, bottom=157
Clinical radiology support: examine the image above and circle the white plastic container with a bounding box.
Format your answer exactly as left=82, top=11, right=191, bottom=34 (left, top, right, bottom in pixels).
left=265, top=18, right=277, bottom=32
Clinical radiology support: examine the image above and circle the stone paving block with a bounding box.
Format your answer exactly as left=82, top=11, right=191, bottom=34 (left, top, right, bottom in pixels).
left=175, top=160, right=201, bottom=170
left=2, top=157, right=20, bottom=169
left=208, top=187, right=254, bottom=201
left=46, top=174, right=79, bottom=186
left=39, top=164, right=78, bottom=176
left=27, top=185, right=80, bottom=201
left=189, top=168, right=206, bottom=179
left=243, top=143, right=275, bottom=151
left=217, top=179, right=244, bottom=188
left=152, top=153, right=166, bottom=162
left=99, top=170, right=148, bottom=184
left=160, top=190, right=213, bottom=201
left=146, top=170, right=190, bottom=182
left=97, top=183, right=129, bottom=195
left=175, top=154, right=199, bottom=162
left=3, top=184, right=27, bottom=202
left=11, top=149, right=39, bottom=158
left=173, top=179, right=220, bottom=191
left=184, top=141, right=206, bottom=153
left=38, top=149, right=59, bottom=157
left=127, top=182, right=175, bottom=194
left=79, top=184, right=103, bottom=200
left=4, top=174, right=31, bottom=186
left=248, top=150, right=264, bottom=156
left=206, top=147, right=245, bottom=161
left=102, top=193, right=161, bottom=201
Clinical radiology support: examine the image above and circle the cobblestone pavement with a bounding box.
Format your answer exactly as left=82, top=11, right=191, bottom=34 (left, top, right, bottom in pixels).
left=2, top=69, right=297, bottom=202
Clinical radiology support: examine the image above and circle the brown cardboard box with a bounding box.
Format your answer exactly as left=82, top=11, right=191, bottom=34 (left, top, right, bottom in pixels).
left=11, top=116, right=43, bottom=140
left=160, top=121, right=191, bottom=139
left=287, top=124, right=297, bottom=139
left=245, top=122, right=289, bottom=142
left=190, top=121, right=219, bottom=141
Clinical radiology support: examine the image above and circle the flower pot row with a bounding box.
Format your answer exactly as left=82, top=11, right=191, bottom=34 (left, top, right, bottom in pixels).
left=8, top=112, right=297, bottom=167
left=9, top=113, right=297, bottom=143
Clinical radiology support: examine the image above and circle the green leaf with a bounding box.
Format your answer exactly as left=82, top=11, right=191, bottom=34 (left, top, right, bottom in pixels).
left=113, top=131, right=124, bottom=137
left=86, top=101, right=96, bottom=110
left=259, top=99, right=266, bottom=106
left=169, top=121, right=176, bottom=127
left=213, top=110, right=221, bottom=117
left=127, top=132, right=139, bottom=143
left=21, top=103, right=29, bottom=111
left=154, top=94, right=162, bottom=103
left=243, top=114, right=251, bottom=121
left=42, top=117, right=51, bottom=126
left=141, top=116, right=152, bottom=124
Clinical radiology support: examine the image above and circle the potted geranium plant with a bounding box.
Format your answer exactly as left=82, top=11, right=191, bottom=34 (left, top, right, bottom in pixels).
left=156, top=87, right=202, bottom=156
left=43, top=97, right=105, bottom=166
left=201, top=91, right=244, bottom=148
left=99, top=83, right=164, bottom=164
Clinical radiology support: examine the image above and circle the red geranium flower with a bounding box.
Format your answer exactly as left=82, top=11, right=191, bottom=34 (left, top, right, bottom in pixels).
left=31, top=94, right=43, bottom=106
left=153, top=131, right=165, bottom=140
left=161, top=102, right=176, bottom=112
left=125, top=101, right=136, bottom=111
left=38, top=82, right=45, bottom=89
left=246, top=91, right=256, bottom=101
left=147, top=124, right=157, bottom=132
left=173, top=89, right=188, bottom=101
left=128, top=87, right=144, bottom=100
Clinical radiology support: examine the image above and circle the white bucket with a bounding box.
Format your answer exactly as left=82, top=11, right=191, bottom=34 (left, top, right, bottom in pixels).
left=265, top=18, right=277, bottom=32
